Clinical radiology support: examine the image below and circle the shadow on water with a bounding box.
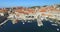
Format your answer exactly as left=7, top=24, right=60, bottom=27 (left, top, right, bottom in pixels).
left=0, top=20, right=60, bottom=32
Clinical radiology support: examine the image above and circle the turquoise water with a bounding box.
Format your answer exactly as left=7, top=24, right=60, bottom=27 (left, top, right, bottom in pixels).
left=0, top=20, right=60, bottom=32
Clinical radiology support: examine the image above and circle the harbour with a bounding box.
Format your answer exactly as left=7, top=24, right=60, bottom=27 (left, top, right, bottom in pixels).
left=0, top=4, right=60, bottom=32
left=0, top=19, right=60, bottom=32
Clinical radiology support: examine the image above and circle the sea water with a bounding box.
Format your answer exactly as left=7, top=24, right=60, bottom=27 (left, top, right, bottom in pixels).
left=0, top=20, right=60, bottom=32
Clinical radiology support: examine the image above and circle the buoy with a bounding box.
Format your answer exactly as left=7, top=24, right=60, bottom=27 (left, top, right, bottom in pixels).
left=57, top=28, right=59, bottom=31
left=28, top=21, right=30, bottom=23
left=23, top=22, right=25, bottom=24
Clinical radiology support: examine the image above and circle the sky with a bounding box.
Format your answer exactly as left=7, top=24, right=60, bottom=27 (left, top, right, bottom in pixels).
left=0, top=0, right=60, bottom=8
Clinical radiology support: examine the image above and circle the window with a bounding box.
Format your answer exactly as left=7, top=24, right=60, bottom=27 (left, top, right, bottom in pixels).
left=26, top=16, right=34, bottom=18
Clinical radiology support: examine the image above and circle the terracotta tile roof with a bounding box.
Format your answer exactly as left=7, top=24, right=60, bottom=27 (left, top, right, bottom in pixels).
left=15, top=8, right=35, bottom=14
left=26, top=8, right=35, bottom=14
left=39, top=8, right=47, bottom=12
left=41, top=13, right=52, bottom=17
left=39, top=6, right=60, bottom=13
left=0, top=9, right=8, bottom=13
